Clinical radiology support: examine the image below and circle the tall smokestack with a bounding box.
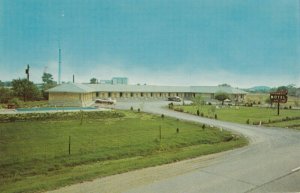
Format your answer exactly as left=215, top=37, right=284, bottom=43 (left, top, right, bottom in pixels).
left=73, top=74, right=75, bottom=83
left=58, top=48, right=62, bottom=84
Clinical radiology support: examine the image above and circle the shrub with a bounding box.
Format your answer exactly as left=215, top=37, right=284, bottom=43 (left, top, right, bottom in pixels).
left=215, top=114, right=218, bottom=119
left=137, top=108, right=140, bottom=112
left=0, top=111, right=125, bottom=123
left=130, top=106, right=133, bottom=111
left=202, top=124, right=205, bottom=130
left=8, top=98, right=21, bottom=107
left=9, top=116, right=17, bottom=122
left=246, top=119, right=250, bottom=124
left=200, top=113, right=204, bottom=117
left=174, top=108, right=184, bottom=112
left=224, top=135, right=234, bottom=142
left=196, top=110, right=200, bottom=116
left=252, top=121, right=260, bottom=125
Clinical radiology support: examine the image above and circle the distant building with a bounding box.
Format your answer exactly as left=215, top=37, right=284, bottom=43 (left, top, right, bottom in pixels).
left=112, top=77, right=128, bottom=85
left=47, top=83, right=247, bottom=107
left=99, top=80, right=112, bottom=84
left=100, top=77, right=128, bottom=85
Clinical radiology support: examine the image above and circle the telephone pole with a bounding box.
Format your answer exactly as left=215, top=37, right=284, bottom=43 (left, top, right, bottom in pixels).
left=25, top=64, right=30, bottom=81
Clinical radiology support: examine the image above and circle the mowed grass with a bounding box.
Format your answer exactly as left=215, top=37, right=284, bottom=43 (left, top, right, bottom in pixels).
left=245, top=93, right=300, bottom=107
left=0, top=110, right=247, bottom=193
left=177, top=105, right=300, bottom=125
left=1, top=100, right=49, bottom=109
left=267, top=119, right=300, bottom=130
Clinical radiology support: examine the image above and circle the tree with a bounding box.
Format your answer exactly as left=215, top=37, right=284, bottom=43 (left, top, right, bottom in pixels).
left=218, top=83, right=231, bottom=87
left=41, top=73, right=57, bottom=99
left=90, top=78, right=97, bottom=84
left=0, top=80, right=4, bottom=87
left=42, top=73, right=54, bottom=84
left=265, top=97, right=272, bottom=107
left=192, top=95, right=204, bottom=111
left=215, top=92, right=229, bottom=105
left=12, top=79, right=41, bottom=101
left=286, top=84, right=297, bottom=96
left=277, top=86, right=288, bottom=92
left=0, top=87, right=12, bottom=103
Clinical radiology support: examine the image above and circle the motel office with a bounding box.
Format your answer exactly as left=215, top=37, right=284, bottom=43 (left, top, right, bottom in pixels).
left=47, top=83, right=247, bottom=107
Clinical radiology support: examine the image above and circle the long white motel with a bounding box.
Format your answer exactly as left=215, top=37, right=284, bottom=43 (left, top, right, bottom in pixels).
left=47, top=83, right=247, bottom=107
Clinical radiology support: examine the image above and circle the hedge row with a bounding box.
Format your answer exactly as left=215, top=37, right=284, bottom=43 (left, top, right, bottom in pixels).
left=0, top=111, right=125, bottom=123
left=252, top=116, right=300, bottom=125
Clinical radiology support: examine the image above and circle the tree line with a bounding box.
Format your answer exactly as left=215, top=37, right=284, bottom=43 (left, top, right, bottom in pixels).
left=0, top=73, right=57, bottom=104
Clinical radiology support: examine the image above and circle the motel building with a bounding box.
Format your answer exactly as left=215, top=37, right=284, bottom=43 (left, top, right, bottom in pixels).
left=47, top=83, right=247, bottom=107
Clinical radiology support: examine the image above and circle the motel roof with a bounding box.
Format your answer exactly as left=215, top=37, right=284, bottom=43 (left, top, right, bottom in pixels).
left=47, top=83, right=247, bottom=94
left=46, top=83, right=94, bottom=93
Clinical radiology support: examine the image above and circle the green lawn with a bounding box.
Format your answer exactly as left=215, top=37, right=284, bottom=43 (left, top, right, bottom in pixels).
left=1, top=100, right=49, bottom=109
left=0, top=110, right=247, bottom=193
left=175, top=105, right=300, bottom=125
left=266, top=119, right=300, bottom=130
left=245, top=94, right=300, bottom=108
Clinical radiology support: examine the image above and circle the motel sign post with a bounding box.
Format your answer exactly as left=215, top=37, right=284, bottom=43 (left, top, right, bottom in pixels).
left=270, top=90, right=288, bottom=115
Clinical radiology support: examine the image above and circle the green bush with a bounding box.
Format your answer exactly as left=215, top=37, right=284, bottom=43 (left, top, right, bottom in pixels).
left=246, top=119, right=250, bottom=124
left=0, top=111, right=125, bottom=123
left=8, top=98, right=21, bottom=107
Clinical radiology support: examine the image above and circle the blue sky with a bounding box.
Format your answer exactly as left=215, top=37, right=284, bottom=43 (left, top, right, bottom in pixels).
left=0, top=0, right=299, bottom=87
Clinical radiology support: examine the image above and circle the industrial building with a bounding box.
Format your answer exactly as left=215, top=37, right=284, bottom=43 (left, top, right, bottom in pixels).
left=99, top=77, right=128, bottom=85
left=47, top=83, right=247, bottom=107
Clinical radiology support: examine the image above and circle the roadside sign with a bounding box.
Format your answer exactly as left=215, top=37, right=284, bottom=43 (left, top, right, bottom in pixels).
left=270, top=90, right=288, bottom=115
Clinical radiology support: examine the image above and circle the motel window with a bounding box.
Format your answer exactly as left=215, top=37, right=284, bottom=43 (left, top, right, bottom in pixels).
left=151, top=93, right=153, bottom=97
left=96, top=92, right=99, bottom=97
left=176, top=93, right=178, bottom=96
left=131, top=93, right=133, bottom=97
left=168, top=93, right=171, bottom=97
left=141, top=93, right=144, bottom=97
left=160, top=93, right=162, bottom=97
left=120, top=92, right=123, bottom=97
left=108, top=92, right=111, bottom=97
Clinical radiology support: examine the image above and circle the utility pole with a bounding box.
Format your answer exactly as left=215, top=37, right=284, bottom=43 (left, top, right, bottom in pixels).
left=58, top=48, right=61, bottom=84
left=25, top=64, right=30, bottom=81
left=58, top=11, right=64, bottom=84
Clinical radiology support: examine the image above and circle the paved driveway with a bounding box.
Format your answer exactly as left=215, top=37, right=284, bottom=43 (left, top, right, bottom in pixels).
left=48, top=101, right=300, bottom=193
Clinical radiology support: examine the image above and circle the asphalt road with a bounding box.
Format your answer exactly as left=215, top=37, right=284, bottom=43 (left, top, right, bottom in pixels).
left=48, top=101, right=300, bottom=193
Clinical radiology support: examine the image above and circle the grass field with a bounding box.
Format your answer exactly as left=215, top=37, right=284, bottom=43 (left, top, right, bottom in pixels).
left=266, top=119, right=300, bottom=130
left=245, top=93, right=300, bottom=107
left=0, top=110, right=247, bottom=193
left=175, top=105, right=300, bottom=128
left=1, top=100, right=49, bottom=109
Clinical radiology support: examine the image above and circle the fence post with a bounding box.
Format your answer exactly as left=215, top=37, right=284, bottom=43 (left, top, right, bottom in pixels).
left=69, top=136, right=71, bottom=155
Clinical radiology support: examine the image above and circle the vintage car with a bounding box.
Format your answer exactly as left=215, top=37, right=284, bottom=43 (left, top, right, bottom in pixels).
left=167, top=96, right=182, bottom=102
left=95, top=98, right=116, bottom=105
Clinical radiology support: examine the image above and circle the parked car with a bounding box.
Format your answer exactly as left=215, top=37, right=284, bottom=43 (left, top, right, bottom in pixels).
left=167, top=96, right=181, bottom=102
left=95, top=98, right=116, bottom=104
